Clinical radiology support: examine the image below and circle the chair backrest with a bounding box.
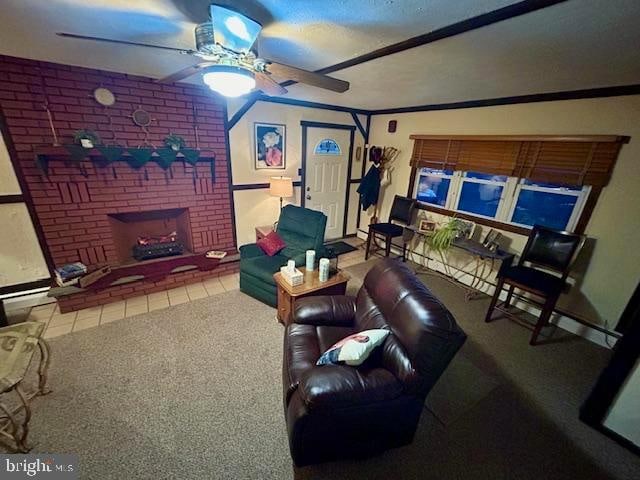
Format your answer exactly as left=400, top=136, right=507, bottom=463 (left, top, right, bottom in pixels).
left=276, top=205, right=327, bottom=257
left=388, top=195, right=416, bottom=225
left=354, top=258, right=466, bottom=397
left=520, top=225, right=585, bottom=277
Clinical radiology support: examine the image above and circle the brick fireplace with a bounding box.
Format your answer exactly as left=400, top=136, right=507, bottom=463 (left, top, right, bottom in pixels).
left=108, top=208, right=194, bottom=264
left=0, top=55, right=238, bottom=312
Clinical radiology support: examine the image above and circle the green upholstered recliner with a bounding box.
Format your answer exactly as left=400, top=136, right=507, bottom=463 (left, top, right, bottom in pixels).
left=239, top=205, right=328, bottom=307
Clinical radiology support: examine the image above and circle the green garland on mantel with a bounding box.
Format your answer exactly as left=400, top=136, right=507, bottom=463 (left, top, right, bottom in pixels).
left=35, top=145, right=215, bottom=181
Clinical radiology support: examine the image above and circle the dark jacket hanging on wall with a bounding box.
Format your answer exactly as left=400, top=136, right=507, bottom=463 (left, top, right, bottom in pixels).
left=357, top=165, right=381, bottom=210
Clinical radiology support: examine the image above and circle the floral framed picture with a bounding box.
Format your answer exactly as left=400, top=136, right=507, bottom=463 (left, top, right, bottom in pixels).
left=255, top=123, right=285, bottom=169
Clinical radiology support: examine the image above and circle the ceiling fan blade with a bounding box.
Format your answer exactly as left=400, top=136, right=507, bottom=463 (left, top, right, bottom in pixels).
left=255, top=72, right=288, bottom=96
left=157, top=62, right=217, bottom=84
left=265, top=61, right=349, bottom=93
left=56, top=33, right=196, bottom=55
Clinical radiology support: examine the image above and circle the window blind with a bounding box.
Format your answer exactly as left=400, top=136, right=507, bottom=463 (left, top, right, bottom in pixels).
left=409, top=135, right=628, bottom=186
left=409, top=139, right=460, bottom=171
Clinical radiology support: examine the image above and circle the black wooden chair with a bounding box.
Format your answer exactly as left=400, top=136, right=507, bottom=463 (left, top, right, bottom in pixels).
left=485, top=225, right=585, bottom=345
left=365, top=195, right=416, bottom=262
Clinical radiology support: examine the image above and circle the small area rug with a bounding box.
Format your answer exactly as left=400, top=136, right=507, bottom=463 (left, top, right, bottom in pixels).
left=324, top=240, right=358, bottom=256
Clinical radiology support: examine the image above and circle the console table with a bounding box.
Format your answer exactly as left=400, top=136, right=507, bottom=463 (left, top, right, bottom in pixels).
left=406, top=230, right=513, bottom=300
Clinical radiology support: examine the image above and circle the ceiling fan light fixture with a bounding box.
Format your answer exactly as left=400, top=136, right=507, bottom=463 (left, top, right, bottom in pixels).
left=203, top=66, right=256, bottom=97
left=210, top=4, right=261, bottom=53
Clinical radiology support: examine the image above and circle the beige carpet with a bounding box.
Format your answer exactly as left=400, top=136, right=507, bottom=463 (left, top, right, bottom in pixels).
left=6, top=260, right=640, bottom=480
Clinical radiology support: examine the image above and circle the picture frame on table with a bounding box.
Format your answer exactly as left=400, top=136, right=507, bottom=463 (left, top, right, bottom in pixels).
left=456, top=219, right=476, bottom=239
left=417, top=219, right=437, bottom=234
left=482, top=228, right=502, bottom=252
left=255, top=122, right=286, bottom=169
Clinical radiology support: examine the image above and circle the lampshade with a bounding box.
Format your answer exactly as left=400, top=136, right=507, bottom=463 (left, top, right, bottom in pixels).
left=202, top=66, right=256, bottom=98
left=269, top=177, right=293, bottom=198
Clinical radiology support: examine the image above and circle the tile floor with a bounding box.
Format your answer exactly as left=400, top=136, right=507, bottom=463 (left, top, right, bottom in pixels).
left=26, top=238, right=367, bottom=340
left=28, top=272, right=240, bottom=340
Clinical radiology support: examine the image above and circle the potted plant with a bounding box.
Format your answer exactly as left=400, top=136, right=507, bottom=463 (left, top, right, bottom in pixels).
left=164, top=133, right=186, bottom=152
left=73, top=130, right=100, bottom=149
left=427, top=217, right=463, bottom=252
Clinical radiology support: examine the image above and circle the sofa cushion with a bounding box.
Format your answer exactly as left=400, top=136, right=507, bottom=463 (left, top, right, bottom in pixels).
left=239, top=243, right=264, bottom=260
left=256, top=231, right=287, bottom=256
left=240, top=254, right=288, bottom=284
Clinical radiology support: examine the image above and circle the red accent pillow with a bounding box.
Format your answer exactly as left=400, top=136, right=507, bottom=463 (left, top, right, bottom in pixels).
left=256, top=231, right=286, bottom=256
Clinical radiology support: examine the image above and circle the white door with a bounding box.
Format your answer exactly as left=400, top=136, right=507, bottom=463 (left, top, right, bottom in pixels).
left=304, top=127, right=351, bottom=240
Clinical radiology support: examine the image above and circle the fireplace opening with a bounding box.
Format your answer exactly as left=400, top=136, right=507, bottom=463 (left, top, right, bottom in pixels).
left=108, top=208, right=194, bottom=265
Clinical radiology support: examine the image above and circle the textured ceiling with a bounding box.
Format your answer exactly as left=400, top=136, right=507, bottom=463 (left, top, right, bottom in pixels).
left=0, top=0, right=639, bottom=110
left=284, top=0, right=640, bottom=109
left=0, top=0, right=515, bottom=74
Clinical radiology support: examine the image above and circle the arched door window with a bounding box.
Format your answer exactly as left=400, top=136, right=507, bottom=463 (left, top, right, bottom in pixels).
left=314, top=138, right=341, bottom=155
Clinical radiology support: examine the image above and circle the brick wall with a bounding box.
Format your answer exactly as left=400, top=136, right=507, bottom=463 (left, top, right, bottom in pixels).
left=0, top=55, right=238, bottom=311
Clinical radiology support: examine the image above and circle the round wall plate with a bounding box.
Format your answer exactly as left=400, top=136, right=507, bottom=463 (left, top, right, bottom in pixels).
left=131, top=108, right=152, bottom=127
left=93, top=87, right=116, bottom=106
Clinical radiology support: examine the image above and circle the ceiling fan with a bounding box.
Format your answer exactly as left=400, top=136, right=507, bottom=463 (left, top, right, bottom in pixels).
left=56, top=4, right=349, bottom=98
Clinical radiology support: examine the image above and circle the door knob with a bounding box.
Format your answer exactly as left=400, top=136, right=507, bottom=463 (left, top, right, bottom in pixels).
left=306, top=195, right=311, bottom=200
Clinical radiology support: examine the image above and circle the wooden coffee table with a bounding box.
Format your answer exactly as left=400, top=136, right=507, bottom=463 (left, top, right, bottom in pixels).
left=273, top=268, right=349, bottom=326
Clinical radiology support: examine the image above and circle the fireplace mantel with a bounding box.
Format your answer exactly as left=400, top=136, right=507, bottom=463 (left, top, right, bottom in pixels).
left=34, top=145, right=216, bottom=164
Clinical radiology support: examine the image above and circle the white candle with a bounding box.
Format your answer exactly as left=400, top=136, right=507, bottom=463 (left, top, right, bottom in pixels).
left=306, top=250, right=316, bottom=271
left=319, top=258, right=330, bottom=282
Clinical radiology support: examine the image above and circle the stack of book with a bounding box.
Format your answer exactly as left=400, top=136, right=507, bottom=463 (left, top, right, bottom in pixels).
left=205, top=250, right=227, bottom=259
left=54, top=262, right=87, bottom=287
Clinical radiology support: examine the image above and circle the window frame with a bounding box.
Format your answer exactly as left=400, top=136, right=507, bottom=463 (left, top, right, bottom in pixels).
left=410, top=168, right=591, bottom=233
left=506, top=180, right=591, bottom=232
left=413, top=168, right=456, bottom=209
left=451, top=171, right=516, bottom=221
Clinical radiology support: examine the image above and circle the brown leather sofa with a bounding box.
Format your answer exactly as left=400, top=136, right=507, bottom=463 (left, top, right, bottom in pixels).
left=282, top=258, right=467, bottom=466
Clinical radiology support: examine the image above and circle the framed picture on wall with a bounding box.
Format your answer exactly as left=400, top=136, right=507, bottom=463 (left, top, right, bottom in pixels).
left=255, top=122, right=285, bottom=169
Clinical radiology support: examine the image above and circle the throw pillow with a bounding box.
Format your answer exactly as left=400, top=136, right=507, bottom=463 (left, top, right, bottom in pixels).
left=317, top=329, right=390, bottom=366
left=256, top=231, right=286, bottom=256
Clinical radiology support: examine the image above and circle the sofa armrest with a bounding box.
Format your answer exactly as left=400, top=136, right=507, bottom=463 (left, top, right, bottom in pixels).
left=239, top=243, right=264, bottom=260
left=293, top=296, right=356, bottom=327
left=298, top=366, right=402, bottom=409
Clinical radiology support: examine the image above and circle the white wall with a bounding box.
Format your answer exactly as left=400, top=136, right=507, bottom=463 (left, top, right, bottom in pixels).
left=228, top=100, right=365, bottom=246
left=604, top=359, right=640, bottom=447
left=0, top=134, right=49, bottom=286
left=364, top=96, right=640, bottom=327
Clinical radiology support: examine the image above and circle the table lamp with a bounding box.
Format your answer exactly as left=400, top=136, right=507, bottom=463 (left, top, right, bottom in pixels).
left=270, top=176, right=293, bottom=210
